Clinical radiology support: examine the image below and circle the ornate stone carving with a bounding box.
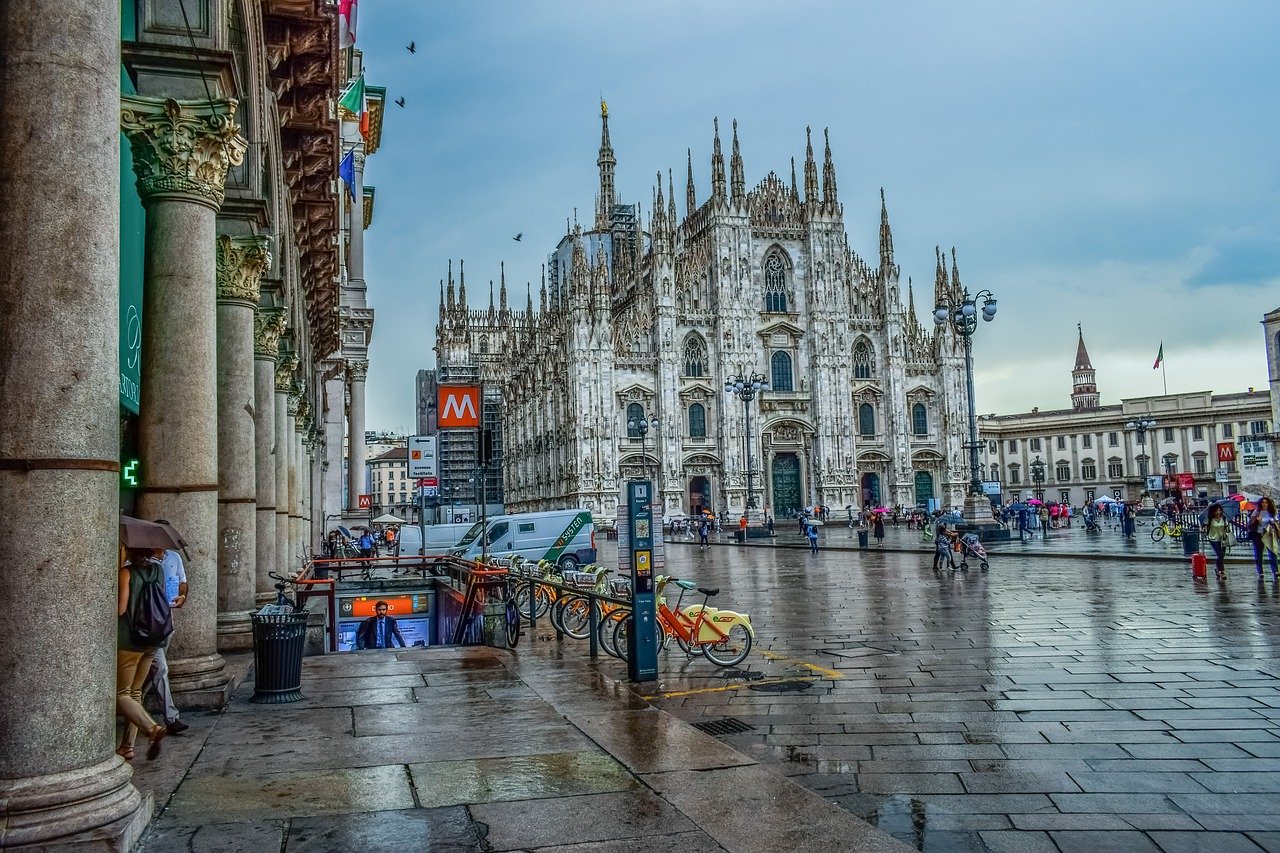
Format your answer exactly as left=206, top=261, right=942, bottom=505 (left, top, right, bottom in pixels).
left=295, top=394, right=311, bottom=423
left=275, top=354, right=298, bottom=392
left=216, top=235, right=272, bottom=304
left=120, top=96, right=248, bottom=209
left=254, top=308, right=288, bottom=359
left=348, top=360, right=369, bottom=382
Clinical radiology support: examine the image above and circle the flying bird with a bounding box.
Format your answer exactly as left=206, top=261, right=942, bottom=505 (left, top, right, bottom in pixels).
left=406, top=41, right=416, bottom=54
left=513, top=233, right=523, bottom=242
left=394, top=97, right=405, bottom=108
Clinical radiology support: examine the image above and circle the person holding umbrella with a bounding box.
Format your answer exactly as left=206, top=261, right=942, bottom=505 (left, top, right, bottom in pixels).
left=1249, top=496, right=1280, bottom=580
left=872, top=511, right=886, bottom=546
left=805, top=517, right=820, bottom=553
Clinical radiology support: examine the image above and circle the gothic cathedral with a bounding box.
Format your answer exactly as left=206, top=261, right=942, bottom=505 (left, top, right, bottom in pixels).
left=435, top=106, right=973, bottom=522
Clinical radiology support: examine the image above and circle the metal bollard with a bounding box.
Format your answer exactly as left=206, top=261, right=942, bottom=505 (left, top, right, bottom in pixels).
left=588, top=599, right=599, bottom=658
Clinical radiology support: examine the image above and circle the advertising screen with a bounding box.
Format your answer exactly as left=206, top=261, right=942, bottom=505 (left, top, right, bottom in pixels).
left=337, top=616, right=431, bottom=652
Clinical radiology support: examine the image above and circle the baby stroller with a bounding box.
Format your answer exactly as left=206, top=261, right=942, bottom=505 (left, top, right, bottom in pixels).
left=1083, top=514, right=1101, bottom=534
left=958, top=533, right=989, bottom=572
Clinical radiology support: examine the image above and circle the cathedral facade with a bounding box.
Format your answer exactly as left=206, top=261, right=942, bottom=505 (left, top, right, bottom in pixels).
left=434, top=107, right=973, bottom=522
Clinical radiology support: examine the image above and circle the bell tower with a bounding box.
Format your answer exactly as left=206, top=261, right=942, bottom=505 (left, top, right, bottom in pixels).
left=1071, top=323, right=1100, bottom=410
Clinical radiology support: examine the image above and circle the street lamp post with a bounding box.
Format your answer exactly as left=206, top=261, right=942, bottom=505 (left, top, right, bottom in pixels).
left=725, top=371, right=769, bottom=520
left=1030, top=455, right=1047, bottom=539
left=933, top=287, right=998, bottom=526
left=1126, top=416, right=1157, bottom=503
left=626, top=410, right=660, bottom=486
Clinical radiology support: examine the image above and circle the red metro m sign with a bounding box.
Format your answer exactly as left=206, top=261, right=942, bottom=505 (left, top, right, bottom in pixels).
left=438, top=385, right=481, bottom=428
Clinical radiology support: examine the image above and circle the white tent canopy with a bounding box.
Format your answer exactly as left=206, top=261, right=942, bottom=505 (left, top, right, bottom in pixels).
left=371, top=513, right=402, bottom=524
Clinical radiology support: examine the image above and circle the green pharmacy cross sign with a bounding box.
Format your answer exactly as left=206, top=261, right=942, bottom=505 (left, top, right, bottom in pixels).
left=122, top=458, right=139, bottom=488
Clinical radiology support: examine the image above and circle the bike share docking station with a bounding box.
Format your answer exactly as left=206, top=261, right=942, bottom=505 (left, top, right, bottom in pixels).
left=621, top=480, right=659, bottom=682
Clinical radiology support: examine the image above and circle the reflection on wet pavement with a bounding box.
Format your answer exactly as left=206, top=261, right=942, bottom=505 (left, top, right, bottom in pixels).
left=626, top=540, right=1280, bottom=852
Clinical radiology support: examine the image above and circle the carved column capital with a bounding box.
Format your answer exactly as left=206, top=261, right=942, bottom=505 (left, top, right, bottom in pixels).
left=347, top=360, right=369, bottom=382
left=120, top=96, right=248, bottom=209
left=217, top=235, right=272, bottom=304
left=254, top=308, right=288, bottom=359
left=295, top=394, right=311, bottom=424
left=275, top=355, right=298, bottom=392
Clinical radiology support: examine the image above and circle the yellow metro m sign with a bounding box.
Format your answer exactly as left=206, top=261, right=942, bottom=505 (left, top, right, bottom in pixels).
left=438, top=385, right=481, bottom=428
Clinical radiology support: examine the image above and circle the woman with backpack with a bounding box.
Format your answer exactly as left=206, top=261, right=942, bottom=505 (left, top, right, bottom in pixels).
left=117, top=548, right=169, bottom=761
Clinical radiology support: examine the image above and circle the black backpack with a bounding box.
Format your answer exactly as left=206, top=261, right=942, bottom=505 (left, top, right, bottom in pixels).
left=130, top=560, right=174, bottom=646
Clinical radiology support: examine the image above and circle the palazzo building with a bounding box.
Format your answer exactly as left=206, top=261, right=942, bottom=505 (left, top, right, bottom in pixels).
left=979, top=328, right=1273, bottom=505
left=435, top=107, right=973, bottom=521
left=0, top=0, right=384, bottom=845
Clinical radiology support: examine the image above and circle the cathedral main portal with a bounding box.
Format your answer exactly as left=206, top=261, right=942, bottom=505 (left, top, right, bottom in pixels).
left=771, top=453, right=802, bottom=518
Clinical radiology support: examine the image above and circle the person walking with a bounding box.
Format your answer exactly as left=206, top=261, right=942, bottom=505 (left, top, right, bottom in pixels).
left=1038, top=504, right=1050, bottom=539
left=766, top=514, right=775, bottom=536
left=149, top=547, right=189, bottom=736
left=932, top=524, right=952, bottom=571
left=117, top=548, right=169, bottom=762
left=1249, top=497, right=1280, bottom=579
left=805, top=519, right=819, bottom=554
left=1204, top=504, right=1231, bottom=582
left=698, top=517, right=710, bottom=549
left=872, top=513, right=886, bottom=547
left=1017, top=507, right=1028, bottom=541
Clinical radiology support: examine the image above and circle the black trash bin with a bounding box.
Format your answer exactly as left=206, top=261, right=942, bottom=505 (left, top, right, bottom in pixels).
left=734, top=529, right=745, bottom=543
left=251, top=611, right=308, bottom=704
left=1182, top=528, right=1201, bottom=557
left=857, top=529, right=869, bottom=549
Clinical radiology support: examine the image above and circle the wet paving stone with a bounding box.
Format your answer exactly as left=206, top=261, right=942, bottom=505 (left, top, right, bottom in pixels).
left=407, top=751, right=638, bottom=807
left=641, top=543, right=1280, bottom=851
left=285, top=807, right=482, bottom=851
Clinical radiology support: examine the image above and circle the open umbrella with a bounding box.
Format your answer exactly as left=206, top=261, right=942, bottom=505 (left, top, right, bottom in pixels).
left=119, top=516, right=188, bottom=556
left=1095, top=495, right=1117, bottom=504
left=1226, top=493, right=1245, bottom=501
left=1026, top=498, right=1043, bottom=506
left=807, top=518, right=825, bottom=526
left=936, top=512, right=965, bottom=526
left=1008, top=502, right=1030, bottom=512
left=337, top=525, right=353, bottom=539
left=871, top=506, right=890, bottom=513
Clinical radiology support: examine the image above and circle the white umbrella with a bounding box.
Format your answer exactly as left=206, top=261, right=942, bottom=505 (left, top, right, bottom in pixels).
left=1094, top=496, right=1117, bottom=504
left=807, top=518, right=825, bottom=526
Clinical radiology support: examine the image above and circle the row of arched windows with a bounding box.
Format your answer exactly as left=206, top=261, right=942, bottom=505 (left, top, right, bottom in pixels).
left=856, top=403, right=930, bottom=437
left=625, top=399, right=927, bottom=442
left=625, top=402, right=709, bottom=439
left=682, top=332, right=877, bottom=384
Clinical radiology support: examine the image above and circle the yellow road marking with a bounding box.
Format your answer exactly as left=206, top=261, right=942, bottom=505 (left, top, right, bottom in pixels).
left=641, top=676, right=818, bottom=700
left=760, top=650, right=844, bottom=680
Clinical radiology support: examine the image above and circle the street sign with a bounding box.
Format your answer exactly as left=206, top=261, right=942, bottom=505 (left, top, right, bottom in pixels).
left=357, top=494, right=371, bottom=510
left=1145, top=476, right=1164, bottom=492
left=408, top=435, right=437, bottom=477
left=1241, top=439, right=1271, bottom=472
left=1215, top=467, right=1230, bottom=483
left=1217, top=442, right=1237, bottom=463
left=438, top=385, right=481, bottom=428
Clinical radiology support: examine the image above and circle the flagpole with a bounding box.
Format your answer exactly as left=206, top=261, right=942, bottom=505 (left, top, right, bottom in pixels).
left=1162, top=358, right=1168, bottom=396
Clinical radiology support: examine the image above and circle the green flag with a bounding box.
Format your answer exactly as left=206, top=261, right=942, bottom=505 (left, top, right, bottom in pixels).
left=338, top=73, right=365, bottom=118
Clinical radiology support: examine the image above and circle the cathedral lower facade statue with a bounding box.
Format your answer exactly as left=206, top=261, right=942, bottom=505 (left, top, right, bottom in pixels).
left=435, top=107, right=973, bottom=522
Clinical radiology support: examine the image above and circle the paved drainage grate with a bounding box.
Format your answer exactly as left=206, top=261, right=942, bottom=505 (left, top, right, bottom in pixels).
left=747, top=679, right=815, bottom=693
left=693, top=717, right=757, bottom=736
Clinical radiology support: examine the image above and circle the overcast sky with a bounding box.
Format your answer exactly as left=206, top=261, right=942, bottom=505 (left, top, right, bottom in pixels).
left=359, top=1, right=1279, bottom=433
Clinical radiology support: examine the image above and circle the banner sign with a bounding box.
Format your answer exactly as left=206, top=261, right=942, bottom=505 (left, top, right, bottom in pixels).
left=1177, top=472, right=1195, bottom=492
left=1217, top=442, right=1237, bottom=463
left=1241, top=439, right=1271, bottom=471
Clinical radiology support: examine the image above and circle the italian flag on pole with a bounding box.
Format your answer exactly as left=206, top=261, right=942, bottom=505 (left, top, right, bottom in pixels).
left=338, top=0, right=357, bottom=48
left=1152, top=342, right=1164, bottom=369
left=338, top=73, right=368, bottom=140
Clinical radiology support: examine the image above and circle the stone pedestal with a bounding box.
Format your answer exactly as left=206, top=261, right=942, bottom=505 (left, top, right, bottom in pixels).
left=0, top=6, right=152, bottom=842
left=124, top=94, right=246, bottom=708
left=959, top=492, right=1011, bottom=543
left=215, top=235, right=270, bottom=651
left=253, top=309, right=285, bottom=601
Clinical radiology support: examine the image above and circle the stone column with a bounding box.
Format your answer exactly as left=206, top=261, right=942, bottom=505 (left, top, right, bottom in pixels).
left=215, top=235, right=270, bottom=650
left=274, top=356, right=295, bottom=575
left=286, top=386, right=302, bottom=563
left=310, top=425, right=324, bottom=551
left=253, top=309, right=285, bottom=599
left=346, top=360, right=369, bottom=512
left=322, top=366, right=346, bottom=519
left=123, top=95, right=246, bottom=707
left=0, top=5, right=151, bottom=845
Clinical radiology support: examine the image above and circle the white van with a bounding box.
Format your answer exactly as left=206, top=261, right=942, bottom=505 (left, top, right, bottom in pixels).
left=396, top=522, right=473, bottom=557
left=448, top=509, right=596, bottom=569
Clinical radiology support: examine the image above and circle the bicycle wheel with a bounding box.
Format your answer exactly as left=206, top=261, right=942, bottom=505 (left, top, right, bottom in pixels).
left=599, top=608, right=629, bottom=658
left=1151, top=527, right=1165, bottom=543
left=614, top=614, right=664, bottom=662
left=702, top=624, right=753, bottom=667
left=504, top=596, right=521, bottom=647
left=558, top=597, right=593, bottom=640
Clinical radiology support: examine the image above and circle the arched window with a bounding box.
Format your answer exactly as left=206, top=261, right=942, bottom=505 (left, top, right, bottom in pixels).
left=477, top=336, right=489, bottom=355
left=626, top=403, right=644, bottom=438
left=771, top=351, right=793, bottom=392
left=764, top=252, right=788, bottom=312
left=688, top=403, right=706, bottom=438
left=682, top=334, right=707, bottom=378
left=858, top=403, right=875, bottom=437
left=912, top=403, right=928, bottom=436
left=853, top=341, right=873, bottom=380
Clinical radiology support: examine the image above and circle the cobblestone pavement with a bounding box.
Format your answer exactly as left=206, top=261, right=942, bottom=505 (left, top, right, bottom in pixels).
left=636, top=541, right=1280, bottom=853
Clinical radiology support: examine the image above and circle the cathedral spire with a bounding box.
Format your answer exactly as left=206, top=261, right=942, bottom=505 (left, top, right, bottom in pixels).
left=950, top=246, right=963, bottom=300
left=686, top=148, right=696, bottom=216
left=458, top=259, right=467, bottom=310
left=790, top=157, right=799, bottom=201
left=907, top=276, right=916, bottom=320
left=438, top=280, right=446, bottom=325
left=822, top=127, right=837, bottom=205
left=803, top=126, right=819, bottom=204
left=488, top=280, right=495, bottom=319
left=446, top=259, right=455, bottom=311
left=879, top=189, right=895, bottom=270
left=710, top=117, right=726, bottom=200
left=667, top=168, right=677, bottom=227
left=730, top=119, right=745, bottom=202
left=933, top=246, right=948, bottom=308
left=1074, top=322, right=1093, bottom=370
left=499, top=262, right=508, bottom=313
left=596, top=99, right=616, bottom=229
left=526, top=281, right=533, bottom=316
